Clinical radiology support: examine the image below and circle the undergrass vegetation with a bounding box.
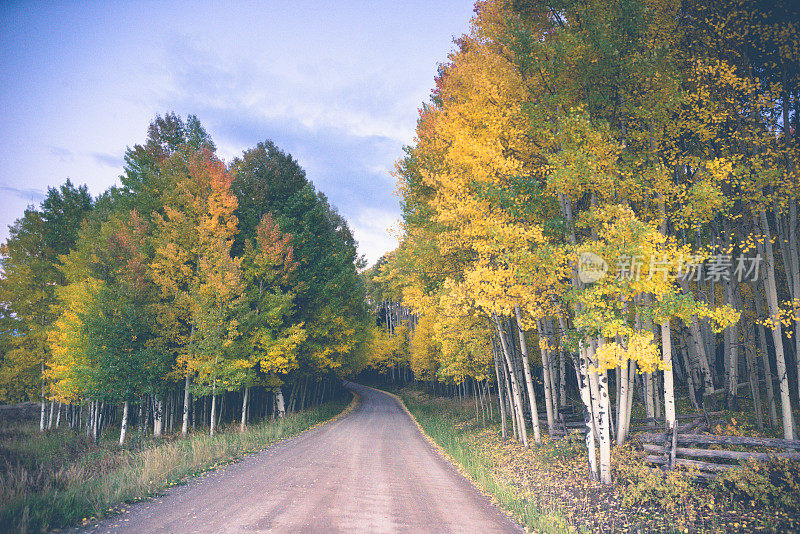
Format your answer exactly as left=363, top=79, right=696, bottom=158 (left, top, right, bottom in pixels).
left=0, top=394, right=352, bottom=533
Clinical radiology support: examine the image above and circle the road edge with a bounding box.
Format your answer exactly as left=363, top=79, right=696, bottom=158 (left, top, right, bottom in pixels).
left=377, top=386, right=526, bottom=533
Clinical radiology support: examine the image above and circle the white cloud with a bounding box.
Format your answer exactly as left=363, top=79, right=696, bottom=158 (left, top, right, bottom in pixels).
left=350, top=207, right=401, bottom=267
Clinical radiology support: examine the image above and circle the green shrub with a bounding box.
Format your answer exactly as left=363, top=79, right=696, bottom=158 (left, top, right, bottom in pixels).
left=712, top=457, right=800, bottom=513
left=612, top=443, right=706, bottom=520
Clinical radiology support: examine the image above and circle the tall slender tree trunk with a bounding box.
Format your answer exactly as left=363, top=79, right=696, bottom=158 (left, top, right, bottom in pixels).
left=559, top=349, right=567, bottom=410
left=537, top=319, right=556, bottom=435
left=154, top=396, right=163, bottom=436
left=39, top=363, right=46, bottom=432
left=492, top=340, right=507, bottom=439
left=745, top=319, right=764, bottom=429
left=574, top=345, right=599, bottom=481
left=138, top=397, right=144, bottom=437
left=514, top=306, right=541, bottom=443
left=593, top=339, right=612, bottom=485
left=119, top=401, right=129, bottom=446
left=616, top=358, right=630, bottom=445
left=275, top=387, right=286, bottom=418
left=661, top=322, right=676, bottom=430
left=241, top=386, right=249, bottom=431
left=55, top=402, right=61, bottom=428
left=494, top=313, right=528, bottom=447
left=757, top=209, right=797, bottom=439
left=210, top=381, right=217, bottom=437
left=754, top=287, right=779, bottom=427
left=182, top=372, right=191, bottom=435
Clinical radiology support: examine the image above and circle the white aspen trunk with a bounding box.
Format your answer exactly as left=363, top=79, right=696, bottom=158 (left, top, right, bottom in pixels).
left=754, top=288, right=779, bottom=427
left=119, top=401, right=129, bottom=446
left=745, top=319, right=764, bottom=429
left=688, top=316, right=716, bottom=399
left=182, top=372, right=191, bottom=436
left=616, top=357, right=629, bottom=445
left=275, top=387, right=286, bottom=418
left=727, top=325, right=740, bottom=402
left=240, top=387, right=249, bottom=431
left=137, top=397, right=144, bottom=437
left=514, top=306, right=541, bottom=443
left=93, top=400, right=100, bottom=441
left=494, top=313, right=528, bottom=447
left=594, top=339, right=612, bottom=485
left=474, top=379, right=480, bottom=423
left=549, top=334, right=560, bottom=421
left=621, top=359, right=635, bottom=443
left=210, top=381, right=217, bottom=437
left=661, top=321, right=676, bottom=430
left=537, top=319, right=556, bottom=435
left=505, top=363, right=519, bottom=441
left=55, top=402, right=61, bottom=428
left=39, top=363, right=46, bottom=432
left=616, top=365, right=622, bottom=429
left=154, top=396, right=163, bottom=437
left=586, top=345, right=605, bottom=443
left=575, top=345, right=599, bottom=481
left=785, top=201, right=800, bottom=406
left=678, top=279, right=716, bottom=401
left=725, top=278, right=740, bottom=408
left=47, top=400, right=54, bottom=429
left=492, top=342, right=507, bottom=439
left=758, top=209, right=797, bottom=439
left=559, top=349, right=567, bottom=410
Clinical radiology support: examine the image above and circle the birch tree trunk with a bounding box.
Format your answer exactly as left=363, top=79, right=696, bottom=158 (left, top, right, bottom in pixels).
left=275, top=387, right=286, bottom=418
left=494, top=313, right=528, bottom=447
left=492, top=341, right=507, bottom=439
left=757, top=209, right=797, bottom=439
left=182, top=372, right=191, bottom=435
left=616, top=357, right=629, bottom=445
left=514, top=306, right=541, bottom=443
left=39, top=364, right=46, bottom=432
left=745, top=319, right=764, bottom=429
left=241, top=386, right=249, bottom=431
left=55, top=402, right=61, bottom=428
left=537, top=319, right=556, bottom=435
left=661, top=322, right=676, bottom=430
left=154, top=396, right=163, bottom=437
left=593, top=339, right=612, bottom=485
left=210, top=380, right=217, bottom=437
left=119, top=401, right=129, bottom=446
left=574, top=345, right=599, bottom=481
left=754, top=286, right=779, bottom=427
left=559, top=349, right=567, bottom=410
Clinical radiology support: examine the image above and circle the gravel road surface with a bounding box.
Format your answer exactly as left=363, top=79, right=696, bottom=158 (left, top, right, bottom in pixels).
left=82, top=382, right=522, bottom=533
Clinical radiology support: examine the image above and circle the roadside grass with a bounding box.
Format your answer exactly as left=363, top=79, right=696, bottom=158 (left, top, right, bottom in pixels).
left=0, top=394, right=352, bottom=534
left=394, top=388, right=577, bottom=534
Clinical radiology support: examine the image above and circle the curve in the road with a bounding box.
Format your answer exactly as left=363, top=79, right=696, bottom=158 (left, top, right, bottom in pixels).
left=83, top=383, right=523, bottom=533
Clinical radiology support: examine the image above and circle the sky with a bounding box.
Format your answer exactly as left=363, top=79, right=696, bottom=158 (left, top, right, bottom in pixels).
left=0, top=0, right=476, bottom=266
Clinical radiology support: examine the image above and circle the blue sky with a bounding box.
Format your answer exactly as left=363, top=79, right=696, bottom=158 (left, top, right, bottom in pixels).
left=0, top=1, right=475, bottom=265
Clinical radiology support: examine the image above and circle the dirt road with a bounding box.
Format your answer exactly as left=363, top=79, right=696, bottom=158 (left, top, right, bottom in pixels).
left=84, top=383, right=522, bottom=533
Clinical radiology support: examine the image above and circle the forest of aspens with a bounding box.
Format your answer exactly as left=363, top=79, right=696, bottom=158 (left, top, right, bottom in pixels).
left=2, top=0, right=800, bottom=532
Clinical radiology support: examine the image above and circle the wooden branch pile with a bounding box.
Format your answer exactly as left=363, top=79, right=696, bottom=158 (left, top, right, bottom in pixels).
left=530, top=408, right=587, bottom=437
left=639, top=429, right=800, bottom=480
left=629, top=411, right=727, bottom=433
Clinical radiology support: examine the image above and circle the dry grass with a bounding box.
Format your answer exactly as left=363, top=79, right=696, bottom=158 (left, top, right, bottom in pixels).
left=0, top=395, right=351, bottom=533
